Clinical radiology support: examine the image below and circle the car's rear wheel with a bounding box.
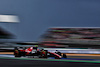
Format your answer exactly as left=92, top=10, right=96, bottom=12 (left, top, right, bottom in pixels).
left=14, top=49, right=21, bottom=57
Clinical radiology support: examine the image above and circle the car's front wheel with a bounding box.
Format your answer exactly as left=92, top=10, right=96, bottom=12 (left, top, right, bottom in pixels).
left=62, top=54, right=67, bottom=58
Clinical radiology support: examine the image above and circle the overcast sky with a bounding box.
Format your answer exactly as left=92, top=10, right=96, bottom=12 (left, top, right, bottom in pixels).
left=0, top=0, right=100, bottom=42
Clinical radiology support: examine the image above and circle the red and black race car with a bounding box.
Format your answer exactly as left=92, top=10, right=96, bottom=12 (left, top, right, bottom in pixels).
left=14, top=46, right=67, bottom=59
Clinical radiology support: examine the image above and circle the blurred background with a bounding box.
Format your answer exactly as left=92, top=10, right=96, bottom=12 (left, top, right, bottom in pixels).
left=0, top=0, right=100, bottom=42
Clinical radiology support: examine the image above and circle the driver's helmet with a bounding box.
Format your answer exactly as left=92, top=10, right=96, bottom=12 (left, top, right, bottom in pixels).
left=55, top=50, right=59, bottom=52
left=55, top=50, right=59, bottom=53
left=35, top=45, right=38, bottom=47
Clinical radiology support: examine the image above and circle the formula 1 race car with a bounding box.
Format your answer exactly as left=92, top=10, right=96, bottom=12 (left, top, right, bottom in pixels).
left=14, top=46, right=67, bottom=59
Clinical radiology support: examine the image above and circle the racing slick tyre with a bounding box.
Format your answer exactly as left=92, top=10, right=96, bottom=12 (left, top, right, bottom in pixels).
left=14, top=50, right=21, bottom=57
left=62, top=54, right=67, bottom=58
left=14, top=48, right=21, bottom=57
left=43, top=50, right=48, bottom=58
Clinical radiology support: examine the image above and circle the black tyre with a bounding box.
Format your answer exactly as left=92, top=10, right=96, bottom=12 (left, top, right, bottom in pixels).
left=14, top=49, right=21, bottom=57
left=44, top=50, right=48, bottom=58
left=62, top=54, right=67, bottom=58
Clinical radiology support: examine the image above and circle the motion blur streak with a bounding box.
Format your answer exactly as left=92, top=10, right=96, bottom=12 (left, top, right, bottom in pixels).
left=0, top=15, right=19, bottom=22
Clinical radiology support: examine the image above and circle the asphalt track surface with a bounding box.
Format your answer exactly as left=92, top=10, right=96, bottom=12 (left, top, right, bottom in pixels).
left=0, top=54, right=100, bottom=67
left=0, top=57, right=100, bottom=67
left=1, top=50, right=100, bottom=67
